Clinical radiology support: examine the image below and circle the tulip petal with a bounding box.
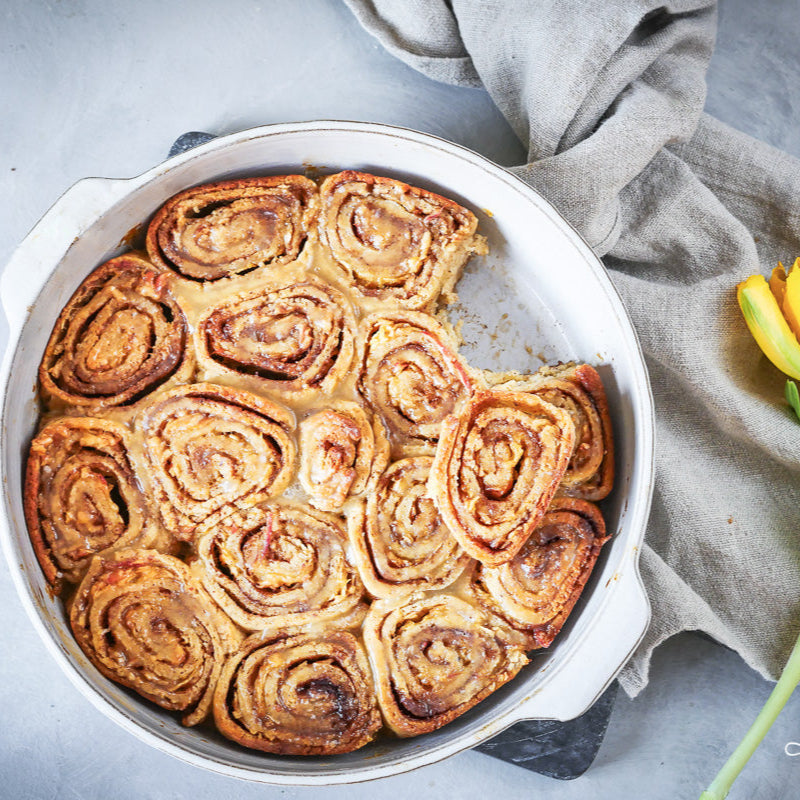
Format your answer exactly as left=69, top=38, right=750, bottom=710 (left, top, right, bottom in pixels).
left=737, top=274, right=800, bottom=380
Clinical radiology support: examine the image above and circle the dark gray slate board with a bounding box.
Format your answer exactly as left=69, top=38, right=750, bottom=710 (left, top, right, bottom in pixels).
left=164, top=131, right=619, bottom=780
left=168, top=131, right=218, bottom=157
left=475, top=681, right=618, bottom=779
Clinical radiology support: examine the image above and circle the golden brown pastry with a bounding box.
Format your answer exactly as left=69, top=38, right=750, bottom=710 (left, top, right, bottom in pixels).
left=491, top=363, right=614, bottom=500
left=430, top=389, right=576, bottom=566
left=298, top=400, right=390, bottom=512
left=466, top=496, right=610, bottom=649
left=69, top=549, right=240, bottom=726
left=213, top=629, right=381, bottom=755
left=197, top=276, right=357, bottom=400
left=146, top=175, right=318, bottom=281
left=319, top=170, right=486, bottom=309
left=194, top=501, right=365, bottom=631
left=23, top=417, right=156, bottom=592
left=139, top=383, right=296, bottom=540
left=347, top=456, right=471, bottom=598
left=39, top=255, right=191, bottom=410
left=362, top=592, right=528, bottom=736
left=26, top=169, right=619, bottom=755
left=357, top=310, right=477, bottom=454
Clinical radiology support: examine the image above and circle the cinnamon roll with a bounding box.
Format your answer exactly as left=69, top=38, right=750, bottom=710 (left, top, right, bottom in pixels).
left=39, top=255, right=191, bottom=410
left=194, top=501, right=365, bottom=631
left=197, top=276, right=357, bottom=399
left=363, top=593, right=528, bottom=736
left=357, top=310, right=477, bottom=454
left=319, top=170, right=486, bottom=309
left=214, top=629, right=381, bottom=755
left=466, top=497, right=609, bottom=649
left=69, top=549, right=239, bottom=726
left=347, top=457, right=471, bottom=598
left=24, top=417, right=154, bottom=592
left=298, top=401, right=390, bottom=512
left=146, top=176, right=318, bottom=281
left=430, top=389, right=576, bottom=566
left=492, top=363, right=614, bottom=500
left=140, top=383, right=296, bottom=540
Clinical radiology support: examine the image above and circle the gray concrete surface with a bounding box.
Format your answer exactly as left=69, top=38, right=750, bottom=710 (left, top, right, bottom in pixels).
left=2, top=1, right=800, bottom=798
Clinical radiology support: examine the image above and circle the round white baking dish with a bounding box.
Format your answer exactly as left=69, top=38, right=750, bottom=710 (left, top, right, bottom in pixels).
left=0, top=121, right=653, bottom=785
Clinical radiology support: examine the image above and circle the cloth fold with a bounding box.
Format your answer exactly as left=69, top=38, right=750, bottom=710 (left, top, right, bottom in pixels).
left=344, top=0, right=800, bottom=696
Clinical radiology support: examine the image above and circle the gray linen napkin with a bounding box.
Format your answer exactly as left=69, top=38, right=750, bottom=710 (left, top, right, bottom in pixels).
left=344, top=0, right=800, bottom=696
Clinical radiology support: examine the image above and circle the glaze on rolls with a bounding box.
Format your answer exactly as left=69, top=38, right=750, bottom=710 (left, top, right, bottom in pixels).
left=39, top=255, right=191, bottom=410
left=357, top=310, right=477, bottom=455
left=363, top=592, right=528, bottom=736
left=69, top=549, right=240, bottom=726
left=197, top=276, right=358, bottom=400
left=466, top=496, right=610, bottom=649
left=213, top=629, right=381, bottom=755
left=26, top=168, right=619, bottom=754
left=24, top=417, right=157, bottom=592
left=139, top=383, right=296, bottom=540
left=319, top=170, right=486, bottom=309
left=347, top=456, right=471, bottom=599
left=430, top=389, right=576, bottom=566
left=194, top=501, right=365, bottom=631
left=146, top=175, right=318, bottom=281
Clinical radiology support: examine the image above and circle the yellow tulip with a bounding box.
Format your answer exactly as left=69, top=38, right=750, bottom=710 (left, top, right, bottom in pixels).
left=737, top=258, right=800, bottom=380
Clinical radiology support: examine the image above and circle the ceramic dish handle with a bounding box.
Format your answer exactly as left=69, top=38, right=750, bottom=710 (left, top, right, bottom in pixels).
left=507, top=549, right=650, bottom=723
left=0, top=176, right=135, bottom=335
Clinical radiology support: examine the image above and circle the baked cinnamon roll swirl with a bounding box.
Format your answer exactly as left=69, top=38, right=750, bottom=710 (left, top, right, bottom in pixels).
left=347, top=457, right=471, bottom=598
left=146, top=176, right=318, bottom=281
left=319, top=170, right=486, bottom=309
left=493, top=363, right=614, bottom=500
left=298, top=401, right=390, bottom=512
left=24, top=417, right=154, bottom=592
left=466, top=497, right=609, bottom=649
left=198, top=276, right=357, bottom=399
left=214, top=629, right=381, bottom=755
left=357, top=310, right=476, bottom=454
left=69, top=549, right=239, bottom=726
left=430, top=390, right=576, bottom=566
left=363, top=593, right=528, bottom=736
left=140, top=383, right=296, bottom=540
left=195, top=502, right=364, bottom=630
left=39, top=255, right=191, bottom=410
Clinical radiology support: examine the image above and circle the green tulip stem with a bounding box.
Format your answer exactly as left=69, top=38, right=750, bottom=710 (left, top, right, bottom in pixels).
left=699, top=628, right=800, bottom=799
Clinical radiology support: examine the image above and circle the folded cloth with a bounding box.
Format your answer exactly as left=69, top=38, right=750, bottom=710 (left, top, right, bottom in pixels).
left=344, top=0, right=800, bottom=696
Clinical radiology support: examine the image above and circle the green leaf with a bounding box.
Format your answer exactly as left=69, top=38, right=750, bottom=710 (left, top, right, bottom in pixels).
left=785, top=379, right=800, bottom=422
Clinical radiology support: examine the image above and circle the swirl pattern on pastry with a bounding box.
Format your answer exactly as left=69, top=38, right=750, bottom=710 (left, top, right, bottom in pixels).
left=24, top=417, right=153, bottom=591
left=430, top=389, right=576, bottom=566
left=363, top=593, right=528, bottom=736
left=319, top=170, right=485, bottom=309
left=466, top=497, right=609, bottom=649
left=492, top=363, right=614, bottom=500
left=146, top=176, right=318, bottom=281
left=198, top=276, right=357, bottom=398
left=39, top=255, right=191, bottom=409
left=213, top=629, right=381, bottom=755
left=140, top=383, right=296, bottom=540
left=298, top=401, right=390, bottom=512
left=195, top=502, right=364, bottom=630
left=347, top=457, right=471, bottom=598
left=69, top=549, right=239, bottom=726
left=357, top=310, right=476, bottom=453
